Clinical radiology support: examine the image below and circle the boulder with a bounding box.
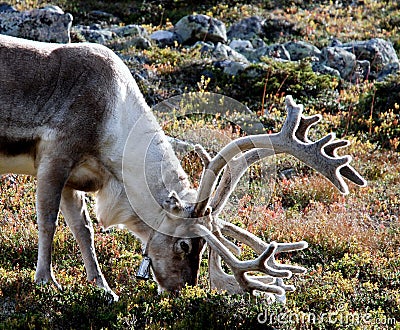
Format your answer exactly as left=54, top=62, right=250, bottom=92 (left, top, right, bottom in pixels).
left=128, top=36, right=151, bottom=49
left=284, top=41, right=321, bottom=61
left=212, top=42, right=249, bottom=62
left=235, top=44, right=290, bottom=62
left=0, top=3, right=17, bottom=12
left=232, top=47, right=266, bottom=62
left=377, top=62, right=400, bottom=81
left=319, top=47, right=357, bottom=80
left=311, top=62, right=341, bottom=78
left=150, top=30, right=179, bottom=47
left=0, top=6, right=72, bottom=43
left=174, top=14, right=227, bottom=44
left=75, top=24, right=151, bottom=48
left=338, top=38, right=400, bottom=79
left=229, top=39, right=253, bottom=52
left=110, top=24, right=147, bottom=38
left=227, top=16, right=264, bottom=40
left=88, top=10, right=119, bottom=24
left=251, top=38, right=266, bottom=48
left=74, top=24, right=114, bottom=44
left=263, top=43, right=290, bottom=61
left=214, top=60, right=250, bottom=76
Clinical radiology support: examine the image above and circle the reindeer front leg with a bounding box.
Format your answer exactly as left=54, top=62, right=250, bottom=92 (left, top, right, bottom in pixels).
left=35, top=157, right=74, bottom=289
left=60, top=187, right=118, bottom=301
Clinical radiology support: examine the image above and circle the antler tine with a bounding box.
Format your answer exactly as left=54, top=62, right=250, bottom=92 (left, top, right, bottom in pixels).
left=206, top=219, right=281, bottom=295
left=294, top=111, right=365, bottom=188
left=295, top=114, right=322, bottom=142
left=208, top=250, right=282, bottom=296
left=208, top=236, right=299, bottom=296
left=210, top=118, right=365, bottom=216
left=339, top=165, right=367, bottom=187
left=193, top=222, right=292, bottom=280
left=323, top=140, right=367, bottom=187
left=272, top=96, right=362, bottom=194
left=220, top=220, right=308, bottom=275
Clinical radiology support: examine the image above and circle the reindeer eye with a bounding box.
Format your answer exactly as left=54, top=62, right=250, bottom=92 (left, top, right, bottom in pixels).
left=180, top=241, right=190, bottom=254
left=174, top=239, right=192, bottom=255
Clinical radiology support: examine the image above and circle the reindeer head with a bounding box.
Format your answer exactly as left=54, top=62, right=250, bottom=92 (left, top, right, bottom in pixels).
left=140, top=192, right=206, bottom=292
left=127, top=96, right=366, bottom=297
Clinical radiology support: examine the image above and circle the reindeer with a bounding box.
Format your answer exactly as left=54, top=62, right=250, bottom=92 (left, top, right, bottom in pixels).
left=0, top=34, right=366, bottom=300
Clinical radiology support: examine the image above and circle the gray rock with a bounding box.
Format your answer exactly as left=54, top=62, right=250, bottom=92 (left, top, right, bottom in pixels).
left=264, top=43, right=290, bottom=61
left=216, top=61, right=249, bottom=76
left=330, top=38, right=342, bottom=47
left=195, top=41, right=212, bottom=55
left=41, top=5, right=64, bottom=14
left=251, top=38, right=266, bottom=48
left=150, top=30, right=179, bottom=47
left=227, top=16, right=264, bottom=40
left=238, top=44, right=290, bottom=62
left=229, top=39, right=253, bottom=54
left=0, top=3, right=17, bottom=13
left=196, top=41, right=216, bottom=58
left=339, top=38, right=400, bottom=79
left=377, top=62, right=400, bottom=81
left=175, top=14, right=227, bottom=44
left=0, top=6, right=72, bottom=43
left=311, top=61, right=341, bottom=78
left=284, top=41, right=321, bottom=61
left=89, top=10, right=117, bottom=21
left=110, top=24, right=147, bottom=38
left=74, top=25, right=114, bottom=44
left=212, top=42, right=249, bottom=62
left=74, top=24, right=151, bottom=47
left=319, top=47, right=357, bottom=80
left=128, top=36, right=151, bottom=50
left=234, top=47, right=266, bottom=62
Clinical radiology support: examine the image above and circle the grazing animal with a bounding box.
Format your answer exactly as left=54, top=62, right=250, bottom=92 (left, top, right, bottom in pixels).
left=0, top=34, right=366, bottom=300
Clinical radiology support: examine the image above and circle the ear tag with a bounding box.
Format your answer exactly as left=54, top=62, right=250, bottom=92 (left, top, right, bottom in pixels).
left=136, top=256, right=152, bottom=280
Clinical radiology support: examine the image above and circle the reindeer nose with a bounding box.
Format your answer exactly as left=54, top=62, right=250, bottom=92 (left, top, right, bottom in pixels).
left=182, top=269, right=197, bottom=286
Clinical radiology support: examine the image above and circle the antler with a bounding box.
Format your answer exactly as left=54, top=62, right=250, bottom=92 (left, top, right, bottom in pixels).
left=188, top=95, right=367, bottom=297
left=194, top=95, right=366, bottom=217
left=192, top=218, right=307, bottom=296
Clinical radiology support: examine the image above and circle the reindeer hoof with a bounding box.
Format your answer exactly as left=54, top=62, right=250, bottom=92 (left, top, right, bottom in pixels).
left=34, top=275, right=63, bottom=291
left=107, top=290, right=119, bottom=303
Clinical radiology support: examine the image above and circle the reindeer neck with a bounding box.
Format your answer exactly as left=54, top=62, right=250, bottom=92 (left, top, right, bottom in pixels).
left=97, top=81, right=194, bottom=238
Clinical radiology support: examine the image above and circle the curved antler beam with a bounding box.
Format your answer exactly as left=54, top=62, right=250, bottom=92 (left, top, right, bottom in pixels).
left=194, top=95, right=366, bottom=217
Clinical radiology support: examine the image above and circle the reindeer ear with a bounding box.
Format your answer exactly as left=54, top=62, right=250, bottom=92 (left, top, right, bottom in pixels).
left=162, top=191, right=184, bottom=214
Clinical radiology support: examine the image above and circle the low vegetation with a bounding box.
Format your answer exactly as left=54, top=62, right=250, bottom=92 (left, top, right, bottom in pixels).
left=1, top=0, right=399, bottom=329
